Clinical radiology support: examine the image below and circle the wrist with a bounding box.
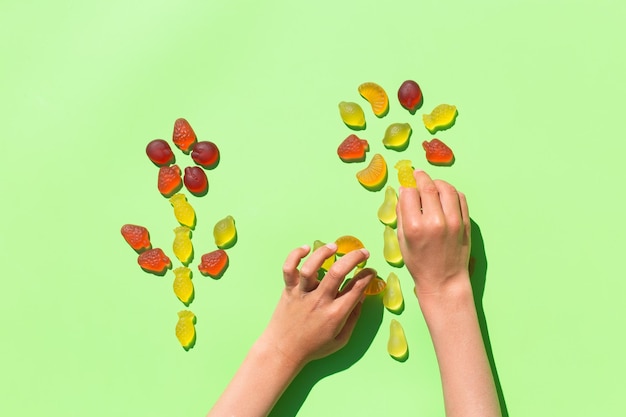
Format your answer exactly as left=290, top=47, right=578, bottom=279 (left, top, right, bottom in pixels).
left=415, top=274, right=476, bottom=322
left=254, top=332, right=307, bottom=376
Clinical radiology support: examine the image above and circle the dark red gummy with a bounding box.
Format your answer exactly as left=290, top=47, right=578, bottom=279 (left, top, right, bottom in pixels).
left=146, top=139, right=174, bottom=166
left=158, top=165, right=182, bottom=196
left=184, top=166, right=208, bottom=195
left=191, top=141, right=220, bottom=169
left=398, top=80, right=423, bottom=113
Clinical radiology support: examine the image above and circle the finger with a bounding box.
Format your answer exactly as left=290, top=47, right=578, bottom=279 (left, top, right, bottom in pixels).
left=397, top=184, right=422, bottom=242
left=434, top=179, right=462, bottom=229
left=338, top=267, right=376, bottom=305
left=318, top=248, right=370, bottom=297
left=458, top=192, right=471, bottom=246
left=282, top=245, right=310, bottom=288
left=333, top=301, right=363, bottom=348
left=299, top=243, right=338, bottom=292
left=413, top=170, right=444, bottom=216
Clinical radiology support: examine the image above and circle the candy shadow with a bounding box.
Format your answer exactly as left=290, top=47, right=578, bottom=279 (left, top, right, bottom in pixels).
left=269, top=296, right=384, bottom=416
left=385, top=299, right=405, bottom=315
left=182, top=316, right=197, bottom=351
left=470, top=219, right=509, bottom=416
left=390, top=347, right=409, bottom=363
left=218, top=232, right=238, bottom=250
left=346, top=122, right=366, bottom=131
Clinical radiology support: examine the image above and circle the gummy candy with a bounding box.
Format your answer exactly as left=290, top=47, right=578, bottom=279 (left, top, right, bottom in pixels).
left=422, top=139, right=454, bottom=166
left=422, top=104, right=458, bottom=134
left=173, top=266, right=194, bottom=305
left=356, top=153, right=387, bottom=191
left=382, top=123, right=412, bottom=151
left=137, top=248, right=171, bottom=274
left=383, top=272, right=403, bottom=312
left=364, top=276, right=387, bottom=296
left=120, top=224, right=151, bottom=252
left=388, top=319, right=408, bottom=360
left=358, top=82, right=389, bottom=117
left=175, top=310, right=196, bottom=350
left=158, top=165, right=182, bottom=197
left=397, top=80, right=423, bottom=113
left=169, top=193, right=196, bottom=229
left=183, top=166, right=208, bottom=196
left=394, top=160, right=417, bottom=188
left=213, top=215, right=237, bottom=249
left=146, top=139, right=174, bottom=166
left=313, top=240, right=336, bottom=271
left=191, top=141, right=220, bottom=169
left=377, top=186, right=397, bottom=227
left=173, top=226, right=193, bottom=265
left=338, top=101, right=366, bottom=130
left=172, top=118, right=197, bottom=153
left=337, top=134, right=369, bottom=163
left=383, top=225, right=403, bottom=266
left=335, top=235, right=364, bottom=256
left=198, top=249, right=229, bottom=278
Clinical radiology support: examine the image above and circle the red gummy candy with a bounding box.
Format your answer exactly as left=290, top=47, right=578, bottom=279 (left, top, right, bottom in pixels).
left=172, top=118, right=197, bottom=153
left=198, top=249, right=229, bottom=278
left=191, top=141, right=220, bottom=169
left=398, top=80, right=423, bottom=113
left=137, top=248, right=171, bottom=274
left=422, top=139, right=454, bottom=165
left=337, top=134, right=369, bottom=162
left=146, top=139, right=174, bottom=166
left=121, top=224, right=151, bottom=252
left=158, top=165, right=182, bottom=196
left=183, top=166, right=208, bottom=195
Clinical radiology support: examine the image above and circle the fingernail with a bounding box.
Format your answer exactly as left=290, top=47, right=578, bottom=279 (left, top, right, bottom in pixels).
left=359, top=248, right=370, bottom=258
left=301, top=244, right=310, bottom=251
left=325, top=243, right=338, bottom=252
left=414, top=169, right=424, bottom=174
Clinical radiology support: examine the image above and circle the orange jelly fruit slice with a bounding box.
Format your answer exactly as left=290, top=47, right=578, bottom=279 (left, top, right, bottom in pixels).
left=335, top=235, right=364, bottom=256
left=358, top=82, right=389, bottom=117
left=364, top=276, right=387, bottom=296
left=356, top=154, right=387, bottom=191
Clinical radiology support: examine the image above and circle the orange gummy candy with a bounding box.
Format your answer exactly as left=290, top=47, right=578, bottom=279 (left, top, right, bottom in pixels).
left=335, top=235, right=364, bottom=256
left=356, top=154, right=387, bottom=191
left=172, top=118, right=197, bottom=153
left=422, top=139, right=454, bottom=165
left=198, top=249, right=229, bottom=279
left=337, top=134, right=369, bottom=162
left=358, top=82, right=389, bottom=117
left=158, top=165, right=182, bottom=197
left=120, top=224, right=151, bottom=252
left=364, top=276, right=387, bottom=296
left=137, top=248, right=171, bottom=274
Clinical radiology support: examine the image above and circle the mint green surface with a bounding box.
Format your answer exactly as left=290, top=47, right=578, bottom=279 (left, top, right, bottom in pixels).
left=2, top=1, right=625, bottom=416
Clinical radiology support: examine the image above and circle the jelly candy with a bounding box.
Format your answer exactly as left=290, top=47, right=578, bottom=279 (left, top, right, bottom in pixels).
left=173, top=266, right=194, bottom=305
left=313, top=240, right=336, bottom=271
left=173, top=226, right=193, bottom=265
left=382, top=123, right=412, bottom=151
left=387, top=319, right=408, bottom=360
left=183, top=166, right=208, bottom=196
left=383, top=272, right=403, bottom=312
left=120, top=224, right=151, bottom=252
left=338, top=101, right=366, bottom=130
left=172, top=118, right=197, bottom=153
left=358, top=82, right=389, bottom=117
left=213, top=215, right=237, bottom=249
left=169, top=193, right=196, bottom=228
left=394, top=160, right=416, bottom=188
left=383, top=225, right=403, bottom=266
left=356, top=153, right=387, bottom=191
left=337, top=134, right=369, bottom=163
left=335, top=235, right=364, bottom=256
left=397, top=80, right=423, bottom=113
left=146, top=139, right=174, bottom=166
left=198, top=249, right=229, bottom=278
left=137, top=248, right=171, bottom=274
left=175, top=310, right=196, bottom=350
left=191, top=141, right=220, bottom=169
left=377, top=186, right=397, bottom=227
left=422, top=104, right=458, bottom=134
left=423, top=139, right=454, bottom=166
left=158, top=165, right=182, bottom=197
left=364, top=275, right=387, bottom=296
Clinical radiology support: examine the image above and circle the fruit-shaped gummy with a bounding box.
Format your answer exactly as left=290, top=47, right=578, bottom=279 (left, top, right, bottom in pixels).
left=173, top=266, right=194, bottom=305
left=377, top=186, right=398, bottom=227
left=172, top=118, right=197, bottom=153
left=146, top=139, right=174, bottom=166
left=338, top=101, right=366, bottom=130
left=395, top=160, right=417, bottom=188
left=313, top=240, right=336, bottom=271
left=397, top=80, right=423, bottom=113
left=358, top=82, right=389, bottom=117
left=356, top=153, right=387, bottom=191
left=169, top=193, right=196, bottom=228
left=337, top=134, right=369, bottom=162
left=184, top=166, right=208, bottom=196
left=335, top=235, right=364, bottom=256
left=198, top=249, right=229, bottom=278
left=364, top=275, right=387, bottom=296
left=383, top=272, right=403, bottom=312
left=137, top=248, right=171, bottom=274
left=383, top=225, right=403, bottom=266
left=158, top=165, right=182, bottom=197
left=422, top=104, right=458, bottom=134
left=423, top=139, right=454, bottom=166
left=191, top=141, right=220, bottom=169
left=175, top=310, right=196, bottom=350
left=173, top=226, right=193, bottom=265
left=213, top=215, right=237, bottom=249
left=388, top=319, right=408, bottom=360
left=121, top=224, right=151, bottom=252
left=382, top=123, right=412, bottom=151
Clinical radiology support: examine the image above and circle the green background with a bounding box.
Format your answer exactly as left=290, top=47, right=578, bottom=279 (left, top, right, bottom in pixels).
left=2, top=0, right=625, bottom=416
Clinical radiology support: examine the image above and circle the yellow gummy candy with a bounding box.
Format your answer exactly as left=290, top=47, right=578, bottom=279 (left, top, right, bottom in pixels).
left=169, top=193, right=196, bottom=228
left=377, top=186, right=397, bottom=227
left=383, top=272, right=403, bottom=312
left=172, top=226, right=193, bottom=265
left=313, top=240, right=336, bottom=271
left=388, top=319, right=408, bottom=360
left=175, top=310, right=196, bottom=350
left=382, top=123, right=412, bottom=150
left=338, top=101, right=366, bottom=130
left=383, top=225, right=403, bottom=266
left=395, top=160, right=416, bottom=188
left=422, top=104, right=458, bottom=134
left=173, top=266, right=194, bottom=305
left=214, top=215, right=237, bottom=249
